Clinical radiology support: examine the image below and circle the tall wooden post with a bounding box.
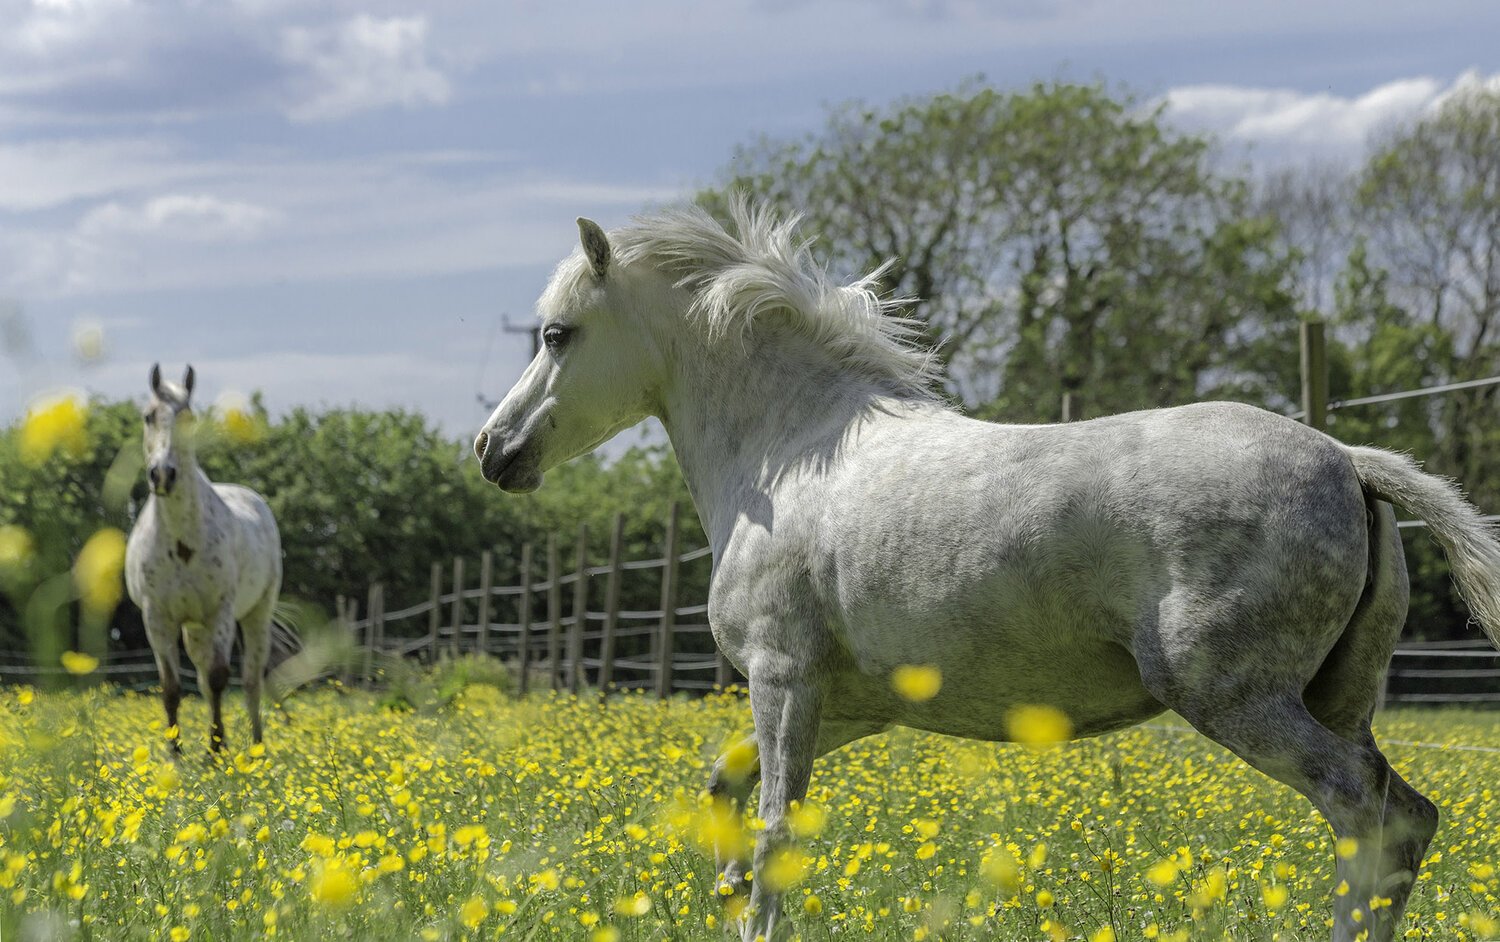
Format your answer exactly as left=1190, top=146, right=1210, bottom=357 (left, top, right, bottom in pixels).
left=599, top=513, right=624, bottom=694
left=427, top=561, right=442, bottom=663
left=449, top=557, right=466, bottom=656
left=716, top=650, right=733, bottom=691
left=334, top=595, right=348, bottom=684
left=1300, top=320, right=1328, bottom=431
left=546, top=534, right=562, bottom=690
left=1060, top=391, right=1075, bottom=423
left=517, top=543, right=534, bottom=695
left=364, top=583, right=379, bottom=685
left=568, top=524, right=589, bottom=694
left=476, top=551, right=494, bottom=658
left=655, top=503, right=681, bottom=700
left=373, top=583, right=385, bottom=683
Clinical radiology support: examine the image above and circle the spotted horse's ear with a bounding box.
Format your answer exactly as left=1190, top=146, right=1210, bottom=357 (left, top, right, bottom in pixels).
left=150, top=363, right=163, bottom=396
left=182, top=365, right=195, bottom=401
left=577, top=217, right=611, bottom=279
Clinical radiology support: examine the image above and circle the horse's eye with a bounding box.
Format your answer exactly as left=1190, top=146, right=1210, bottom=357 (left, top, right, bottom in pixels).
left=542, top=325, right=573, bottom=351
left=143, top=410, right=156, bottom=426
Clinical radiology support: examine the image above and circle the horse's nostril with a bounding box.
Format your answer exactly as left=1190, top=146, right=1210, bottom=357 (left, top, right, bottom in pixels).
left=475, top=431, right=490, bottom=462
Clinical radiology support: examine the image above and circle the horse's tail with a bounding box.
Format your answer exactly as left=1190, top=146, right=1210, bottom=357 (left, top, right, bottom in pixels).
left=1347, top=445, right=1500, bottom=649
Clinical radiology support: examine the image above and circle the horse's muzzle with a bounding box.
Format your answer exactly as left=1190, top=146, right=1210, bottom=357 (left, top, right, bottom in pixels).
left=148, top=464, right=178, bottom=495
left=475, top=430, right=539, bottom=492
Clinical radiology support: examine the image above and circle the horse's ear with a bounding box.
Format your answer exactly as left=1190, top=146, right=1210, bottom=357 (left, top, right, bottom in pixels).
left=182, top=365, right=195, bottom=400
left=577, top=217, right=611, bottom=278
left=150, top=363, right=162, bottom=395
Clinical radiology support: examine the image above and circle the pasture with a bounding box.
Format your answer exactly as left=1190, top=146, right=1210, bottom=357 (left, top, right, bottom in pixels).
left=0, top=686, right=1495, bottom=941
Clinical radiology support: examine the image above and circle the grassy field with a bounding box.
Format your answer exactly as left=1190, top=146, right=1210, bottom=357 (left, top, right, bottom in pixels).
left=0, top=683, right=1496, bottom=941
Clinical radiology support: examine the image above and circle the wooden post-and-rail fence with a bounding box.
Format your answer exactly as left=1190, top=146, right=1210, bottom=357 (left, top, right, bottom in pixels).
left=337, top=504, right=735, bottom=698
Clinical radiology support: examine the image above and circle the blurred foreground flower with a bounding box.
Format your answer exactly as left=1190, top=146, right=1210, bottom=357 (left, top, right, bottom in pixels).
left=74, top=528, right=127, bottom=616
left=1005, top=704, right=1073, bottom=746
left=214, top=392, right=265, bottom=445
left=60, top=651, right=99, bottom=675
left=71, top=319, right=104, bottom=363
left=891, top=664, right=942, bottom=702
left=0, top=525, right=34, bottom=574
left=20, top=391, right=88, bottom=465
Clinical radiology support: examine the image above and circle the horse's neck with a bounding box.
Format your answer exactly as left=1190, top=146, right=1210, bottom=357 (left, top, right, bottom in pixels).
left=660, top=336, right=902, bottom=546
left=154, top=465, right=214, bottom=543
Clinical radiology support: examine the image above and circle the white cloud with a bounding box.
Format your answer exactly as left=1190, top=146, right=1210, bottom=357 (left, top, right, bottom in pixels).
left=0, top=137, right=684, bottom=298
left=280, top=14, right=450, bottom=121
left=1164, top=70, right=1500, bottom=165
left=0, top=137, right=202, bottom=211
left=78, top=193, right=277, bottom=240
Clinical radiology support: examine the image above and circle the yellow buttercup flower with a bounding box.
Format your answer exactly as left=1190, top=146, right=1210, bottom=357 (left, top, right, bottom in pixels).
left=74, top=528, right=127, bottom=617
left=0, top=525, right=34, bottom=574
left=1005, top=704, right=1073, bottom=746
left=459, top=895, right=489, bottom=928
left=20, top=391, right=88, bottom=465
left=614, top=892, right=651, bottom=917
left=60, top=651, right=99, bottom=675
left=891, top=664, right=942, bottom=702
left=214, top=393, right=265, bottom=445
left=309, top=860, right=357, bottom=908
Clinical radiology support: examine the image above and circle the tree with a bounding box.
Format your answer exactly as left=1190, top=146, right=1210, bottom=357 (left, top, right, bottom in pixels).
left=703, top=81, right=1303, bottom=420
left=0, top=400, right=703, bottom=659
left=1356, top=87, right=1500, bottom=498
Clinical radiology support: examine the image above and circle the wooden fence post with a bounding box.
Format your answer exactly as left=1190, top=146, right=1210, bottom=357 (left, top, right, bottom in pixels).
left=476, top=551, right=494, bottom=658
left=343, top=597, right=359, bottom=687
left=547, top=534, right=562, bottom=690
left=716, top=650, right=733, bottom=691
left=364, top=583, right=379, bottom=686
left=655, top=503, right=681, bottom=699
left=599, top=513, right=624, bottom=694
left=427, top=561, right=442, bottom=663
left=517, top=543, right=533, bottom=695
left=568, top=523, right=589, bottom=694
left=334, top=594, right=347, bottom=684
left=1300, top=320, right=1328, bottom=430
left=449, top=557, right=466, bottom=656
left=373, top=583, right=385, bottom=684
left=1060, top=391, right=1075, bottom=423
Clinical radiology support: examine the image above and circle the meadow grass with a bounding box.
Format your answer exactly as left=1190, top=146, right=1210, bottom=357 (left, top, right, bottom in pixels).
left=0, top=685, right=1496, bottom=941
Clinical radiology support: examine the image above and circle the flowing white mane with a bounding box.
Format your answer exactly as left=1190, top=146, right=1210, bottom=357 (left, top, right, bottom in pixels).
left=557, top=200, right=943, bottom=398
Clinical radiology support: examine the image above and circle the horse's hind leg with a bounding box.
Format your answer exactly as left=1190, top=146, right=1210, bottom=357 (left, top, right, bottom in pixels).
left=239, top=592, right=275, bottom=745
left=184, top=604, right=236, bottom=752
left=1158, top=690, right=1393, bottom=942
left=1304, top=500, right=1437, bottom=936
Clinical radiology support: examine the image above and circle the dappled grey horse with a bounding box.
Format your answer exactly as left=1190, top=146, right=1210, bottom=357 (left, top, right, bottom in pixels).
left=125, top=365, right=282, bottom=752
left=474, top=201, right=1500, bottom=942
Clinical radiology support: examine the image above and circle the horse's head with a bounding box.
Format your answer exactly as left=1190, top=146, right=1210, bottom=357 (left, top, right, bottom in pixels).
left=142, top=363, right=196, bottom=496
left=475, top=218, right=666, bottom=492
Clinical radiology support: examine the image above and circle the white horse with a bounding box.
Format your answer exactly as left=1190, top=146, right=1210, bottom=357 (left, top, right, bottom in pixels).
left=474, top=202, right=1500, bottom=942
left=125, top=364, right=282, bottom=752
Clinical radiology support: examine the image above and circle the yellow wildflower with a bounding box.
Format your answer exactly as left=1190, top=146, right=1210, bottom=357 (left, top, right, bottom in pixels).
left=891, top=664, right=942, bottom=702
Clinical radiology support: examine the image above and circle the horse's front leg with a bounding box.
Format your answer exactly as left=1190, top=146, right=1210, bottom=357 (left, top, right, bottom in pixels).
left=709, top=735, right=760, bottom=899
left=742, top=667, right=822, bottom=942
left=144, top=605, right=182, bottom=755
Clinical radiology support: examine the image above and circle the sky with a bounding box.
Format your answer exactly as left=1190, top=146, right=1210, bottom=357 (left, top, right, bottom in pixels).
left=3, top=0, right=1499, bottom=445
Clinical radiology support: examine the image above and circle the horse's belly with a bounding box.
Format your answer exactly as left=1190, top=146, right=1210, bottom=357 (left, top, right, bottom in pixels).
left=828, top=630, right=1164, bottom=741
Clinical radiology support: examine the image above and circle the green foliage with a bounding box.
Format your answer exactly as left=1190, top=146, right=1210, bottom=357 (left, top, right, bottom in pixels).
left=702, top=80, right=1303, bottom=421
left=375, top=652, right=515, bottom=714
left=0, top=401, right=703, bottom=657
